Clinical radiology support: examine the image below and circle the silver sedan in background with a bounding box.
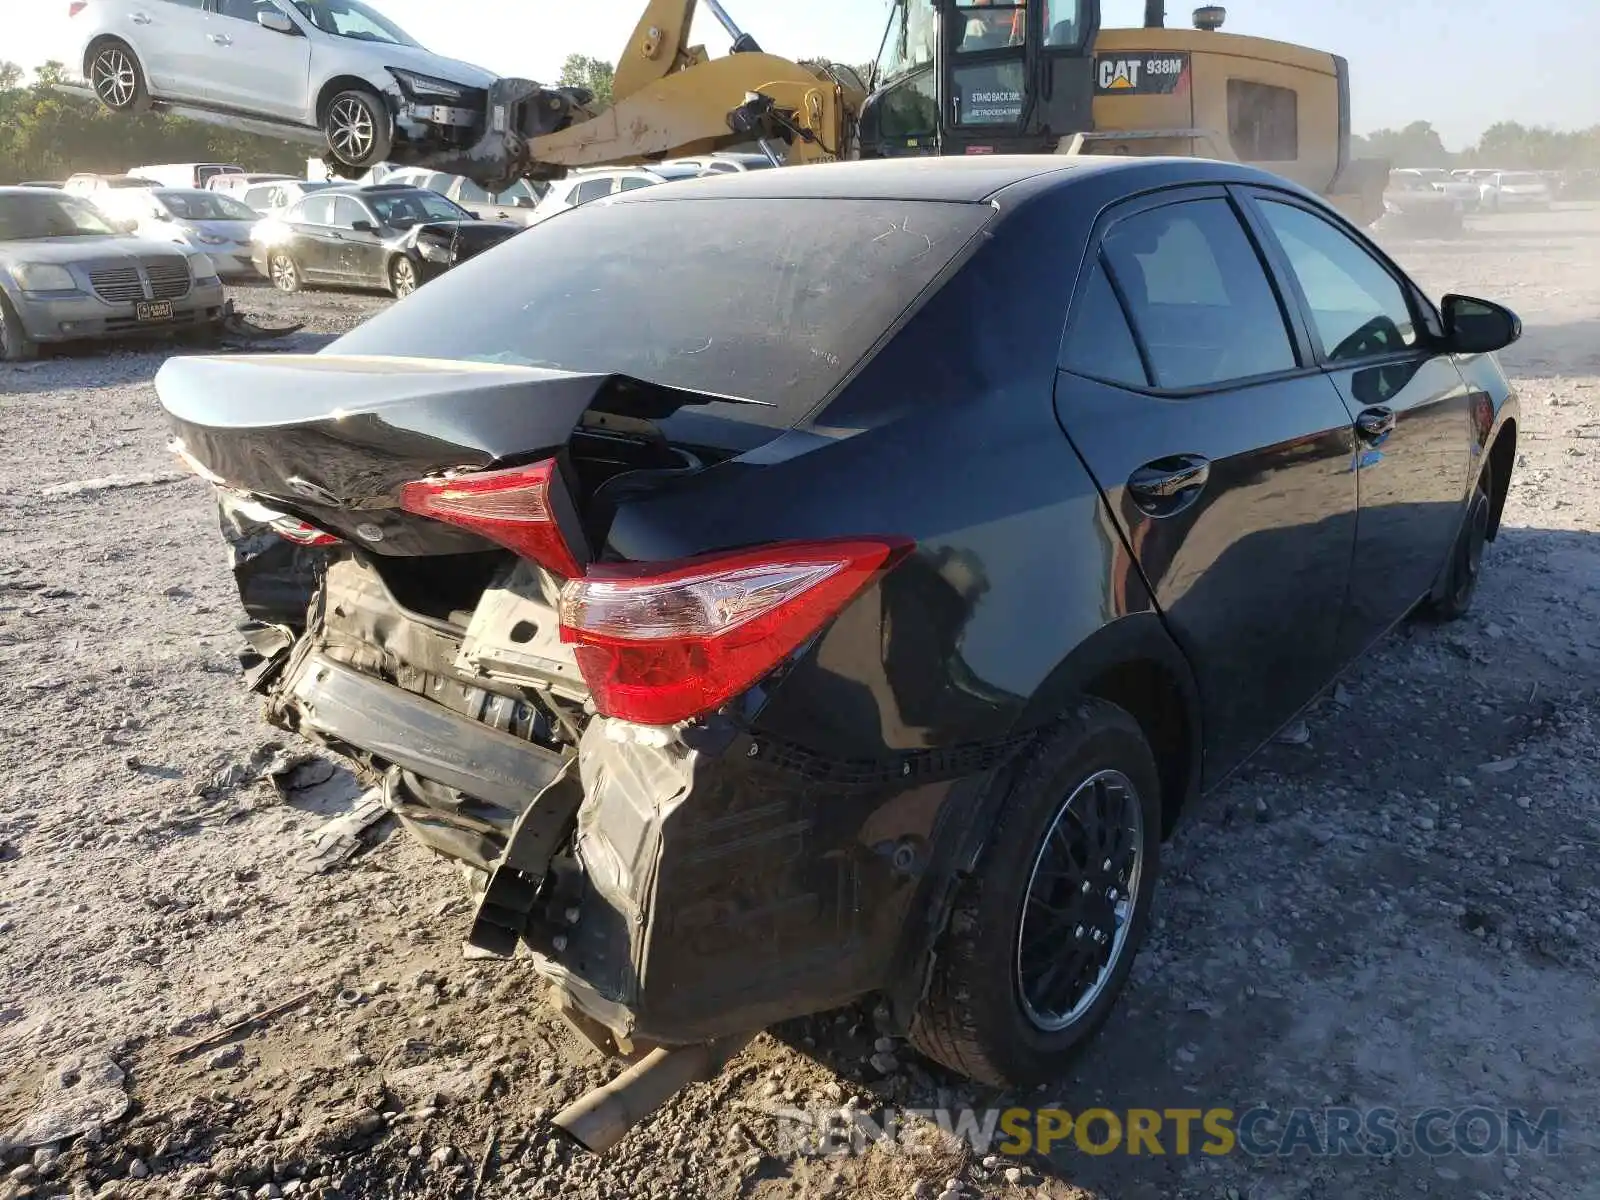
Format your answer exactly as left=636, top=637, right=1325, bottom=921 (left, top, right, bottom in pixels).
left=0, top=187, right=226, bottom=361
left=89, top=187, right=263, bottom=279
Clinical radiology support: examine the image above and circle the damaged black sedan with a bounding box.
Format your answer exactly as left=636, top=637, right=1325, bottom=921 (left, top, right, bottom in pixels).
left=250, top=183, right=520, bottom=298
left=158, top=157, right=1520, bottom=1135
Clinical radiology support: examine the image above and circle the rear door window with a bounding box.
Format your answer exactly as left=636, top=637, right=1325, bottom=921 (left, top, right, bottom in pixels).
left=1100, top=197, right=1296, bottom=390
left=573, top=178, right=615, bottom=205
left=294, top=195, right=335, bottom=225
left=330, top=196, right=367, bottom=229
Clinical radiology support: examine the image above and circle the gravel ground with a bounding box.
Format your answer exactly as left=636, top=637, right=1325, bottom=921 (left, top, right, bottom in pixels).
left=2, top=210, right=1599, bottom=1200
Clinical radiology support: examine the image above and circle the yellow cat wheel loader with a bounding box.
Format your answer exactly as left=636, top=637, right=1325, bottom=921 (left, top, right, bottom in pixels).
left=393, top=0, right=1385, bottom=225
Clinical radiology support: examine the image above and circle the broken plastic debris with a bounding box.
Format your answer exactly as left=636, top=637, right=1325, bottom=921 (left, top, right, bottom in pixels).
left=293, top=790, right=389, bottom=875
left=1476, top=757, right=1521, bottom=774
left=1273, top=719, right=1311, bottom=746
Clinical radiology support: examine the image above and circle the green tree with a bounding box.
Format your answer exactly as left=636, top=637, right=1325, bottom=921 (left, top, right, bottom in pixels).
left=1352, top=120, right=1452, bottom=168
left=798, top=57, right=877, bottom=91
left=0, top=61, right=305, bottom=184
left=557, top=55, right=615, bottom=107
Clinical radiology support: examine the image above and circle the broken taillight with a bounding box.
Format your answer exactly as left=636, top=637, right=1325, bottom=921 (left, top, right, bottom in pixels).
left=270, top=516, right=341, bottom=547
left=558, top=538, right=912, bottom=727
left=399, top=459, right=583, bottom=579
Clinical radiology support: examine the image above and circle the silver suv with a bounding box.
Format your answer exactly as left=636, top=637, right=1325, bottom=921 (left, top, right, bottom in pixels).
left=71, top=0, right=497, bottom=171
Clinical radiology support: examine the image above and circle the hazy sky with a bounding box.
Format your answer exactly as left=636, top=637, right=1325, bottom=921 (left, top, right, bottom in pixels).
left=10, top=0, right=1598, bottom=147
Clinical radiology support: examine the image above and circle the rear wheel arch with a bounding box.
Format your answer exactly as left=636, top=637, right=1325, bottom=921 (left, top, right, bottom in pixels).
left=1020, top=613, right=1203, bottom=839
left=882, top=616, right=1200, bottom=1034
left=1486, top=418, right=1516, bottom=540
left=83, top=34, right=133, bottom=82
left=85, top=35, right=151, bottom=112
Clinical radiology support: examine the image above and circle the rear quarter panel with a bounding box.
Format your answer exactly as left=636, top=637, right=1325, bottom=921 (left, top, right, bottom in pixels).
left=587, top=183, right=1199, bottom=1024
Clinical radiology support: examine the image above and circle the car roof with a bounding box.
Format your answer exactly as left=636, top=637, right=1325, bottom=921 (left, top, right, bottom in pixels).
left=603, top=155, right=1305, bottom=206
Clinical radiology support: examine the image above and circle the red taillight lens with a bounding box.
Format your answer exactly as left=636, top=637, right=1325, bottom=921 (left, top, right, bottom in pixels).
left=271, top=516, right=340, bottom=547
left=69, top=1, right=87, bottom=15
left=558, top=537, right=912, bottom=726
left=399, top=459, right=583, bottom=578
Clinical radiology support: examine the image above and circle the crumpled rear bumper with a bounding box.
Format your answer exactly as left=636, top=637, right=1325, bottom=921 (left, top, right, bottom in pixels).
left=262, top=633, right=987, bottom=1053
left=234, top=533, right=996, bottom=1054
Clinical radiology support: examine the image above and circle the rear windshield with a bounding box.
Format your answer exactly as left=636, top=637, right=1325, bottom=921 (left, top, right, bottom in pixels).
left=158, top=191, right=257, bottom=221
left=329, top=196, right=992, bottom=427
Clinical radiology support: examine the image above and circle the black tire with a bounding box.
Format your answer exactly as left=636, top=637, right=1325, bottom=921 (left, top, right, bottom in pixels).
left=909, top=698, right=1163, bottom=1088
left=322, top=89, right=393, bottom=170
left=268, top=253, right=302, bottom=295
left=388, top=254, right=419, bottom=298
left=1425, top=461, right=1492, bottom=622
left=88, top=39, right=151, bottom=114
left=0, top=293, right=39, bottom=363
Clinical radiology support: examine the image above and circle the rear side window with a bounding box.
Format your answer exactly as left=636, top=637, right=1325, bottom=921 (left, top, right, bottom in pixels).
left=574, top=178, right=614, bottom=204
left=617, top=177, right=654, bottom=192
left=1062, top=261, right=1148, bottom=388
left=1101, top=198, right=1296, bottom=390
left=330, top=198, right=994, bottom=434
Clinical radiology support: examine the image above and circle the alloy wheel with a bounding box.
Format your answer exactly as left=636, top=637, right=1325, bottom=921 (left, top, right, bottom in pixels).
left=391, top=258, right=417, bottom=297
left=269, top=255, right=297, bottom=293
left=91, top=47, right=138, bottom=108
left=328, top=97, right=375, bottom=163
left=1015, top=768, right=1145, bottom=1032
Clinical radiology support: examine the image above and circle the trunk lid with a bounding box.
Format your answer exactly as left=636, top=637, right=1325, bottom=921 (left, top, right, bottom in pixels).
left=156, top=352, right=773, bottom=557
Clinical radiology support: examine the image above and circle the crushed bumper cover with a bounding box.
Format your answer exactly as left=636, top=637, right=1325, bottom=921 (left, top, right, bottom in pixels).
left=255, top=554, right=1019, bottom=1053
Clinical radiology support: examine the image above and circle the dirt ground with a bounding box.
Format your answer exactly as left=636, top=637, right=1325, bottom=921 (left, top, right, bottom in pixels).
left=2, top=209, right=1599, bottom=1200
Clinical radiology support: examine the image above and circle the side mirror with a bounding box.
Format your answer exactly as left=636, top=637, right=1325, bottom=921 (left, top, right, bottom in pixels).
left=1441, top=294, right=1521, bottom=354
left=350, top=219, right=376, bottom=233
left=258, top=10, right=296, bottom=34
left=465, top=209, right=481, bottom=220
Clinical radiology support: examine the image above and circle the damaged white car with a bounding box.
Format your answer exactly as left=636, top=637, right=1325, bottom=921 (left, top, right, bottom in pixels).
left=72, top=0, right=496, bottom=172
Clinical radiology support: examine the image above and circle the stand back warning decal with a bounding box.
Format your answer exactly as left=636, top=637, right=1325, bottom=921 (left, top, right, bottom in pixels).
left=1094, top=52, right=1191, bottom=96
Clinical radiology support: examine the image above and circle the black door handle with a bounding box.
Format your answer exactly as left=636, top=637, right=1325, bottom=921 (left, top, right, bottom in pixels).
left=1355, top=406, right=1396, bottom=441
left=1128, top=456, right=1211, bottom=505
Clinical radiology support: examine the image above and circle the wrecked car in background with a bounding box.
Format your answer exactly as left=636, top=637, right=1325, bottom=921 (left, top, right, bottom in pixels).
left=248, top=183, right=520, bottom=297
left=157, top=157, right=1522, bottom=1147
left=73, top=0, right=497, bottom=172
left=1380, top=169, right=1464, bottom=237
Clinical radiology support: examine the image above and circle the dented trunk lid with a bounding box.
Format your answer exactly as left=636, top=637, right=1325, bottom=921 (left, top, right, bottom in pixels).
left=156, top=352, right=775, bottom=557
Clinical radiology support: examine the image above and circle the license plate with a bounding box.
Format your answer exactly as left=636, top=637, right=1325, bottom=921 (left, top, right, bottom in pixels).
left=135, top=300, right=173, bottom=322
